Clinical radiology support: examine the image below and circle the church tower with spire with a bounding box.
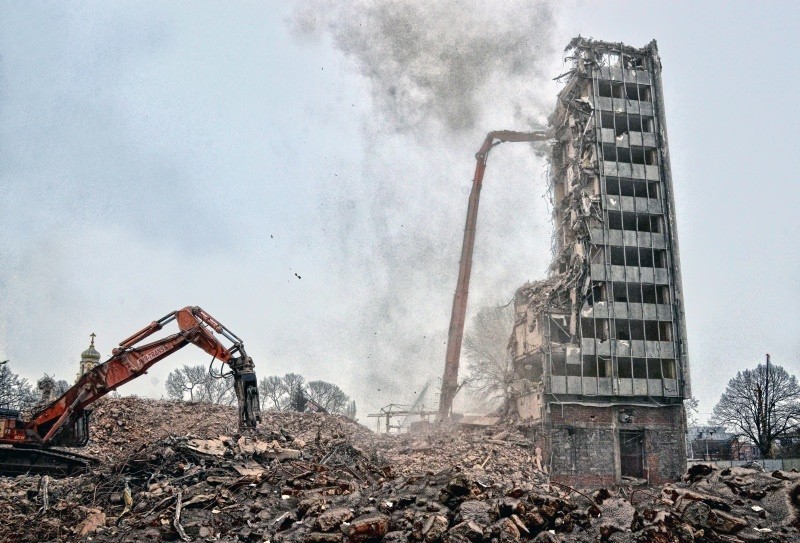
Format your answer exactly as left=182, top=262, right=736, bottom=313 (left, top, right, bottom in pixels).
left=77, top=333, right=101, bottom=381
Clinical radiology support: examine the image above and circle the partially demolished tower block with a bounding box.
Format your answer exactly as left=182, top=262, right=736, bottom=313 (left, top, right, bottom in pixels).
left=510, top=38, right=691, bottom=486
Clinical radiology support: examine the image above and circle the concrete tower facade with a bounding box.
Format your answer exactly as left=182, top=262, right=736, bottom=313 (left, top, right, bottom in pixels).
left=510, top=38, right=690, bottom=485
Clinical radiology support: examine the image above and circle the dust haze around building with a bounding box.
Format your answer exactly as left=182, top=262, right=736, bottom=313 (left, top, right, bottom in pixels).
left=286, top=0, right=562, bottom=412
left=0, top=1, right=562, bottom=418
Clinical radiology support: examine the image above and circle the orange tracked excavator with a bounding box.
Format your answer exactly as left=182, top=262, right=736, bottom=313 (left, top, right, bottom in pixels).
left=0, top=306, right=261, bottom=474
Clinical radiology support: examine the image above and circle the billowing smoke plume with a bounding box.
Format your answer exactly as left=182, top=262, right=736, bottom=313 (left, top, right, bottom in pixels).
left=291, top=0, right=557, bottom=135
left=290, top=1, right=561, bottom=412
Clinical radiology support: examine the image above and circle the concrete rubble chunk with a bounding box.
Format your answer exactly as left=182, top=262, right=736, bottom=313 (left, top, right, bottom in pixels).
left=449, top=520, right=484, bottom=541
left=341, top=513, right=390, bottom=542
left=75, top=507, right=106, bottom=536
left=317, top=507, right=355, bottom=532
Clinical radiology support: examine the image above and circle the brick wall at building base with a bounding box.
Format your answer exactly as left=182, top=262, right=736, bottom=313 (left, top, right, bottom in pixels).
left=522, top=403, right=686, bottom=487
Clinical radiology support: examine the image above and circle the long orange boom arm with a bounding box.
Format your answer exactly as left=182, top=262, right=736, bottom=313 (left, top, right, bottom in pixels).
left=24, top=306, right=260, bottom=446
left=437, top=130, right=551, bottom=421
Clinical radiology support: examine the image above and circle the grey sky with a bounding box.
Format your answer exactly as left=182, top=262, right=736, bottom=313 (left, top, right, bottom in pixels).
left=1, top=1, right=797, bottom=422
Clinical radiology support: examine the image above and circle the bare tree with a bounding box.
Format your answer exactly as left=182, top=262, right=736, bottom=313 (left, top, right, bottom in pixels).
left=282, top=373, right=305, bottom=399
left=256, top=373, right=355, bottom=415
left=306, top=380, right=350, bottom=414
left=463, top=304, right=515, bottom=408
left=685, top=397, right=700, bottom=427
left=165, top=364, right=234, bottom=405
left=344, top=400, right=357, bottom=421
left=712, top=357, right=800, bottom=458
left=0, top=364, right=37, bottom=411
left=259, top=375, right=286, bottom=410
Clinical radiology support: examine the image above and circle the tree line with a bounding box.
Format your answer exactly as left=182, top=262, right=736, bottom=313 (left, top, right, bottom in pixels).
left=165, top=365, right=356, bottom=419
left=0, top=363, right=38, bottom=411
left=0, top=363, right=70, bottom=412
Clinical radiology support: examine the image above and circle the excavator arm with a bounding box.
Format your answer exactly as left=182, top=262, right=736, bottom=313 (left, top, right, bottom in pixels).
left=22, top=306, right=261, bottom=447
left=437, top=130, right=551, bottom=421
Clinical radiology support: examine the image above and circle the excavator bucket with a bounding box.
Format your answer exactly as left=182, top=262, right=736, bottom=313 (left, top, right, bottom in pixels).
left=231, top=353, right=261, bottom=429
left=236, top=373, right=261, bottom=429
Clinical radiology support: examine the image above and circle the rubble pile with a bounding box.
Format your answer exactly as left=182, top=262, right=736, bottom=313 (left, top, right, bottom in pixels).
left=2, top=398, right=800, bottom=542
left=81, top=397, right=373, bottom=463
left=375, top=427, right=549, bottom=487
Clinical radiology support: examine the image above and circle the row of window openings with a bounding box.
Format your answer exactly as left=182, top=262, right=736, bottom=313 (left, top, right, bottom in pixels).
left=600, top=112, right=653, bottom=136
left=602, top=144, right=658, bottom=165
left=596, top=79, right=651, bottom=101
left=590, top=246, right=667, bottom=268
left=605, top=211, right=663, bottom=233
left=551, top=355, right=677, bottom=380
left=589, top=282, right=671, bottom=305
left=604, top=177, right=660, bottom=199
left=580, top=318, right=673, bottom=342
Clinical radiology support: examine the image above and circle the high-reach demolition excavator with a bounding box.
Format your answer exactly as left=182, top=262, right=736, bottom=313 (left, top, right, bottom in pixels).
left=437, top=130, right=552, bottom=422
left=0, top=306, right=261, bottom=474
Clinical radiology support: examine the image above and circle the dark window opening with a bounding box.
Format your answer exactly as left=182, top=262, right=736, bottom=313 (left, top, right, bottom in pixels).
left=658, top=285, right=670, bottom=304
left=597, top=80, right=618, bottom=98
left=647, top=361, right=663, bottom=379
left=629, top=320, right=644, bottom=340
left=551, top=352, right=566, bottom=376
left=618, top=357, right=633, bottom=378
left=612, top=283, right=669, bottom=304
left=607, top=211, right=663, bottom=233
left=581, top=318, right=609, bottom=341
left=585, top=282, right=606, bottom=305
left=639, top=249, right=666, bottom=268
left=632, top=147, right=657, bottom=165
left=582, top=356, right=598, bottom=377
left=597, top=81, right=651, bottom=102
left=611, top=282, right=628, bottom=303
left=625, top=283, right=642, bottom=303
left=600, top=112, right=653, bottom=135
left=582, top=356, right=610, bottom=378
left=608, top=247, right=664, bottom=268
left=547, top=316, right=571, bottom=343
left=644, top=321, right=660, bottom=341
left=566, top=361, right=582, bottom=377
left=660, top=322, right=673, bottom=341
left=641, top=284, right=670, bottom=304
left=615, top=319, right=671, bottom=341
left=635, top=84, right=651, bottom=101
left=662, top=359, right=677, bottom=379
left=632, top=358, right=648, bottom=378
left=602, top=144, right=657, bottom=165
left=598, top=357, right=611, bottom=377
left=604, top=177, right=660, bottom=199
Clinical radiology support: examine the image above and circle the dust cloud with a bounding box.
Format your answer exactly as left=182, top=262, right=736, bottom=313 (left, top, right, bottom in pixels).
left=290, top=1, right=560, bottom=413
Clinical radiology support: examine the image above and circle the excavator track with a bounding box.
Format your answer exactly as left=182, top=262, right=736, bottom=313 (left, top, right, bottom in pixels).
left=0, top=445, right=99, bottom=476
